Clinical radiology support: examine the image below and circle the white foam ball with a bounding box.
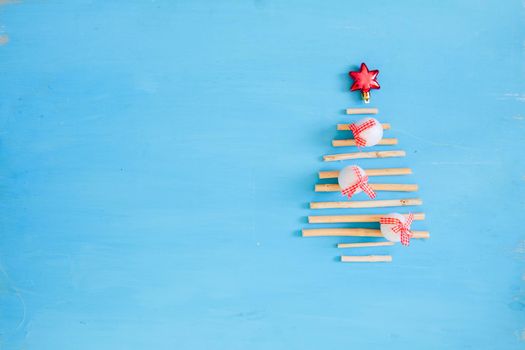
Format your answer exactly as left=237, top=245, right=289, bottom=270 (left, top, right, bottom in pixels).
left=353, top=117, right=383, bottom=147
left=380, top=213, right=406, bottom=242
left=338, top=165, right=366, bottom=195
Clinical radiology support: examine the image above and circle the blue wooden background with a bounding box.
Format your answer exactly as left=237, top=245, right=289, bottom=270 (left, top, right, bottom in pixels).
left=1, top=1, right=524, bottom=349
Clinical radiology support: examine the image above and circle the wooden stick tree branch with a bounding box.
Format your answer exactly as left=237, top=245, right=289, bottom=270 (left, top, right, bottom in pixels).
left=341, top=255, right=392, bottom=263
left=332, top=138, right=398, bottom=147
left=338, top=242, right=395, bottom=248
left=319, top=168, right=412, bottom=179
left=323, top=150, right=405, bottom=162
left=308, top=213, right=425, bottom=224
left=302, top=228, right=430, bottom=239
left=346, top=108, right=378, bottom=115
left=310, top=198, right=422, bottom=209
left=338, top=123, right=390, bottom=130
left=315, top=183, right=418, bottom=192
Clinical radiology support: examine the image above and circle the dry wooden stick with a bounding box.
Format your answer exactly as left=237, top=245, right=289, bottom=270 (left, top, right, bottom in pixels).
left=308, top=212, right=425, bottom=224
left=310, top=198, right=422, bottom=209
left=341, top=255, right=392, bottom=263
left=319, top=168, right=412, bottom=179
left=302, top=228, right=430, bottom=239
left=323, top=150, right=405, bottom=162
left=315, top=183, right=418, bottom=192
left=338, top=123, right=390, bottom=130
left=338, top=242, right=395, bottom=248
left=332, top=138, right=398, bottom=147
left=346, top=108, right=378, bottom=115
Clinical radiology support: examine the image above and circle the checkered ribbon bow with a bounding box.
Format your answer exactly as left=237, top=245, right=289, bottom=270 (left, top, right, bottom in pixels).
left=341, top=166, right=376, bottom=200
left=380, top=213, right=414, bottom=246
left=348, top=119, right=376, bottom=148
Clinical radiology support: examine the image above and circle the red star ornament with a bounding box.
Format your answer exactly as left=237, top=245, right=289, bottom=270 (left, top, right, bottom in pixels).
left=349, top=63, right=380, bottom=103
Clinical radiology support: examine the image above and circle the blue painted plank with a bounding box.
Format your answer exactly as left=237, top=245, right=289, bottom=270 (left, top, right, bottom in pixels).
left=0, top=1, right=524, bottom=349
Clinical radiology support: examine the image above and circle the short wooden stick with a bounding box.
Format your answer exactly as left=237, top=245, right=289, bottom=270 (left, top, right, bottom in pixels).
left=332, top=138, right=398, bottom=147
left=315, top=183, right=418, bottom=192
left=338, top=123, right=390, bottom=131
left=310, top=198, right=422, bottom=209
left=346, top=108, right=378, bottom=115
left=323, top=150, right=405, bottom=162
left=338, top=242, right=395, bottom=248
left=308, top=212, right=425, bottom=224
left=302, top=228, right=429, bottom=239
left=341, top=255, right=392, bottom=263
left=319, top=168, right=412, bottom=179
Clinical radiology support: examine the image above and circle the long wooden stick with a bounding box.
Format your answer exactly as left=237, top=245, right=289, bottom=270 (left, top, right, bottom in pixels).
left=302, top=228, right=430, bottom=239
left=315, top=183, right=418, bottom=192
left=338, top=123, right=390, bottom=130
left=338, top=242, right=395, bottom=248
left=346, top=108, right=378, bottom=115
left=319, top=168, right=412, bottom=179
left=341, top=255, right=392, bottom=263
left=323, top=150, right=405, bottom=162
left=310, top=198, right=422, bottom=209
left=308, top=213, right=425, bottom=224
left=332, top=138, right=398, bottom=147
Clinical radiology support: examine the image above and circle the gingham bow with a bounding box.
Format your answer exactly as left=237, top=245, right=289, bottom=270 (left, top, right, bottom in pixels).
left=380, top=213, right=414, bottom=246
left=348, top=119, right=376, bottom=148
left=341, top=166, right=376, bottom=200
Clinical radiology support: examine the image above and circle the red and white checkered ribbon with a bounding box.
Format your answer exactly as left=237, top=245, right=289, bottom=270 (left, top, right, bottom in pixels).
left=348, top=119, right=376, bottom=148
left=380, top=213, right=414, bottom=246
left=341, top=166, right=376, bottom=199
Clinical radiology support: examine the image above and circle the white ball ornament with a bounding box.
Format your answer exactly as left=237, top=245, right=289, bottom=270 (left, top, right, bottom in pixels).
left=380, top=213, right=406, bottom=243
left=338, top=165, right=376, bottom=199
left=338, top=165, right=366, bottom=196
left=349, top=117, right=383, bottom=147
left=380, top=213, right=415, bottom=246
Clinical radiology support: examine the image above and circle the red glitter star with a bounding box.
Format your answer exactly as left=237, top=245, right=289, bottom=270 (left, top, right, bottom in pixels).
left=349, top=63, right=380, bottom=93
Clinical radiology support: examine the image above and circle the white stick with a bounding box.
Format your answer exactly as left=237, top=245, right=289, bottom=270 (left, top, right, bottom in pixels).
left=315, top=183, right=418, bottom=192
left=302, top=228, right=430, bottom=239
left=319, top=168, right=412, bottom=179
left=310, top=198, right=422, bottom=209
left=323, top=150, right=405, bottom=162
left=308, top=212, right=425, bottom=224
left=337, top=242, right=395, bottom=248
left=346, top=108, right=378, bottom=115
left=341, top=255, right=392, bottom=263
left=338, top=123, right=390, bottom=130
left=332, top=138, right=398, bottom=147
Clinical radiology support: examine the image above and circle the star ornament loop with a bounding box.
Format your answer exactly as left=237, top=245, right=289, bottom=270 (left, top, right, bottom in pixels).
left=349, top=63, right=380, bottom=104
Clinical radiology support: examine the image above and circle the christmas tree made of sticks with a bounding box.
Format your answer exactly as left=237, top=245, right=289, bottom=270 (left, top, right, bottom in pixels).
left=302, top=64, right=429, bottom=263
